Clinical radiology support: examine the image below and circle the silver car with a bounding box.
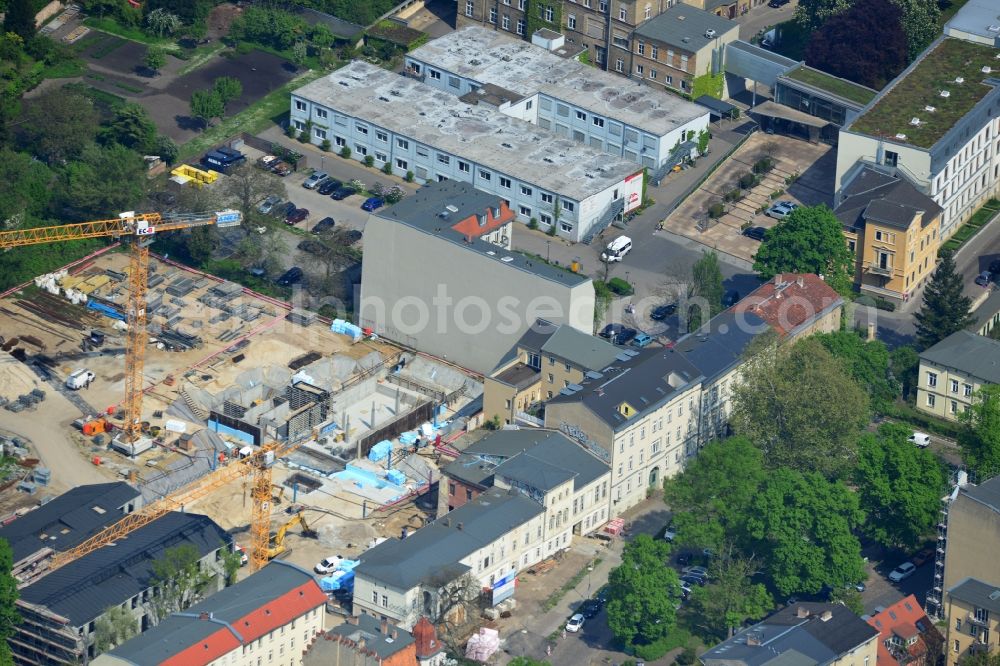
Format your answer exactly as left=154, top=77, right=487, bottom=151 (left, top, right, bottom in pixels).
left=767, top=200, right=799, bottom=220
left=303, top=171, right=330, bottom=189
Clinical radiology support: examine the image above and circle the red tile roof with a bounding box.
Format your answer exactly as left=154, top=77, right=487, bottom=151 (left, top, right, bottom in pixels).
left=449, top=201, right=514, bottom=240
left=866, top=595, right=940, bottom=666
left=734, top=273, right=843, bottom=337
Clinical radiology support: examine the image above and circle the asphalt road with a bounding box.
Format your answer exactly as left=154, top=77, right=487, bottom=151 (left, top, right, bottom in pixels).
left=733, top=0, right=799, bottom=40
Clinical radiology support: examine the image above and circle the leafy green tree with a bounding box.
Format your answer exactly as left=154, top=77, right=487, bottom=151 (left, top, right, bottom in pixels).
left=893, top=0, right=940, bottom=59
left=231, top=7, right=304, bottom=51
left=94, top=605, right=138, bottom=653
left=731, top=337, right=869, bottom=477
left=890, top=345, right=920, bottom=401
left=687, top=250, right=724, bottom=330
left=915, top=249, right=974, bottom=350
left=959, top=384, right=1000, bottom=480
left=794, top=0, right=853, bottom=31
left=153, top=135, right=179, bottom=164
left=219, top=543, right=242, bottom=586
left=0, top=539, right=20, bottom=665
left=855, top=423, right=947, bottom=548
left=753, top=205, right=854, bottom=295
left=213, top=76, right=243, bottom=107
left=291, top=41, right=308, bottom=66
left=689, top=551, right=773, bottom=640
left=58, top=143, right=147, bottom=218
left=0, top=149, right=52, bottom=224
left=829, top=586, right=864, bottom=615
left=144, top=0, right=211, bottom=23
left=145, top=7, right=181, bottom=37
left=99, top=103, right=157, bottom=152
left=606, top=535, right=680, bottom=647
left=22, top=89, right=100, bottom=164
left=310, top=23, right=333, bottom=47
left=217, top=162, right=285, bottom=221
left=2, top=0, right=35, bottom=41
left=143, top=46, right=166, bottom=74
left=186, top=226, right=218, bottom=266
left=148, top=544, right=214, bottom=621
left=190, top=89, right=225, bottom=127
left=508, top=659, right=551, bottom=666
left=815, top=330, right=897, bottom=412
left=744, top=468, right=865, bottom=596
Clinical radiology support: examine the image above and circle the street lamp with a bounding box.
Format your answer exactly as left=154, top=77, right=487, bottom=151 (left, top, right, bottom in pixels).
left=320, top=155, right=325, bottom=171
left=625, top=270, right=630, bottom=286
left=546, top=240, right=551, bottom=263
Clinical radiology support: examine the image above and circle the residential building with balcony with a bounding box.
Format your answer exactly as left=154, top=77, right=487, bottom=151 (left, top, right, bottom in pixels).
left=946, top=578, right=1000, bottom=663
left=835, top=166, right=942, bottom=306
left=291, top=61, right=643, bottom=244
left=916, top=330, right=1000, bottom=421
left=302, top=615, right=447, bottom=666
left=835, top=30, right=1000, bottom=238
left=701, top=603, right=879, bottom=666
left=404, top=27, right=710, bottom=174
left=358, top=181, right=595, bottom=375
left=630, top=5, right=738, bottom=95
left=866, top=594, right=943, bottom=666
left=484, top=318, right=623, bottom=425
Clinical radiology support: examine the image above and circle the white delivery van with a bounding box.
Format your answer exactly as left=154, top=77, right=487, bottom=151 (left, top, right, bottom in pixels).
left=65, top=369, right=95, bottom=390
left=601, top=236, right=632, bottom=262
left=908, top=432, right=931, bottom=448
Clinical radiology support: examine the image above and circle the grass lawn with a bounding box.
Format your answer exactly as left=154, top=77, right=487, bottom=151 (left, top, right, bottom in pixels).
left=784, top=66, right=877, bottom=106
left=940, top=199, right=1000, bottom=254
left=84, top=16, right=177, bottom=48
left=38, top=58, right=88, bottom=79
left=176, top=42, right=229, bottom=76
left=178, top=69, right=325, bottom=161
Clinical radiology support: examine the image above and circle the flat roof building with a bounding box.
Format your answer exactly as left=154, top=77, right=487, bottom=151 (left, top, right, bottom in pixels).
left=359, top=181, right=595, bottom=374
left=291, top=61, right=643, bottom=243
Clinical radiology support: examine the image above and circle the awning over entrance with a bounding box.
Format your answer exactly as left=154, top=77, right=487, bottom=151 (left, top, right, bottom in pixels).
left=695, top=95, right=740, bottom=120
left=749, top=100, right=831, bottom=128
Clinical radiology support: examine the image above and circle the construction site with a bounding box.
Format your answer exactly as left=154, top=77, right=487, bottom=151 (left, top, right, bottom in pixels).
left=0, top=244, right=483, bottom=583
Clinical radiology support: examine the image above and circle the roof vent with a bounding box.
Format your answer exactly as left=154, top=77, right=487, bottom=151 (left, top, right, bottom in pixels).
left=940, top=90, right=951, bottom=98
left=677, top=14, right=686, bottom=20
left=924, top=105, right=936, bottom=112
left=682, top=36, right=691, bottom=43
left=704, top=29, right=717, bottom=38
left=909, top=117, right=921, bottom=126
left=955, top=76, right=965, bottom=84
left=894, top=133, right=907, bottom=141
left=984, top=66, right=994, bottom=74
left=445, top=205, right=459, bottom=213
left=990, top=589, right=1000, bottom=601
left=820, top=610, right=833, bottom=622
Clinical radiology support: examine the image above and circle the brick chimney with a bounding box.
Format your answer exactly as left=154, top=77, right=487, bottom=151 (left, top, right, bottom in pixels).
left=820, top=610, right=833, bottom=622
left=796, top=606, right=809, bottom=619
left=380, top=618, right=388, bottom=635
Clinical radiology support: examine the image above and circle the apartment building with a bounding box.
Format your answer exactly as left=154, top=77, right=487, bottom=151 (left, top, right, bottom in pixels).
left=485, top=318, right=623, bottom=425
left=352, top=488, right=548, bottom=628
left=631, top=5, right=738, bottom=95
left=866, top=595, right=943, bottom=666
left=945, top=578, right=1000, bottom=662
left=94, top=561, right=326, bottom=666
left=732, top=273, right=844, bottom=340
left=835, top=31, right=1000, bottom=238
left=11, top=512, right=231, bottom=664
left=358, top=181, right=595, bottom=374
left=405, top=27, right=710, bottom=172
left=701, top=603, right=879, bottom=666
left=303, top=615, right=446, bottom=666
left=834, top=166, right=942, bottom=306
left=916, top=330, right=1000, bottom=421
left=291, top=62, right=643, bottom=243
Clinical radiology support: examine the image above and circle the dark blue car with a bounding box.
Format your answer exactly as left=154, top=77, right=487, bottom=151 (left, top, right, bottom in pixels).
left=361, top=197, right=385, bottom=212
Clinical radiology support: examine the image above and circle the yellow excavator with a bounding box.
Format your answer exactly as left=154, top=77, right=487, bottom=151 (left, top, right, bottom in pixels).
left=266, top=511, right=317, bottom=559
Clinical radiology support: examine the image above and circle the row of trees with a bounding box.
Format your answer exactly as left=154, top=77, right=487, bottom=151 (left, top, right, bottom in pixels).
left=190, top=76, right=243, bottom=128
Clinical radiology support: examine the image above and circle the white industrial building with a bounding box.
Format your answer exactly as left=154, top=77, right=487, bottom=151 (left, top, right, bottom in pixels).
left=405, top=26, right=710, bottom=177
left=290, top=61, right=643, bottom=243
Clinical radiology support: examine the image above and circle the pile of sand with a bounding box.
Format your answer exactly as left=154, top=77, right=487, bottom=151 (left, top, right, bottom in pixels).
left=0, top=353, right=40, bottom=402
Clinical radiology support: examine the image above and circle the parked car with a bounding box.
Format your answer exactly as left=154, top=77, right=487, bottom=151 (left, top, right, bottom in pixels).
left=303, top=171, right=330, bottom=189
left=601, top=236, right=632, bottom=263
left=344, top=229, right=364, bottom=245
left=234, top=544, right=248, bottom=566
left=682, top=565, right=708, bottom=577
left=315, top=556, right=344, bottom=574
left=616, top=327, right=638, bottom=345
left=331, top=186, right=355, bottom=200
left=650, top=303, right=677, bottom=320
left=680, top=580, right=692, bottom=598
left=257, top=195, right=282, bottom=215
left=768, top=0, right=789, bottom=6
left=285, top=208, right=309, bottom=225
left=908, top=431, right=931, bottom=448
left=681, top=574, right=706, bottom=587
left=280, top=201, right=297, bottom=218
left=258, top=155, right=280, bottom=170
left=600, top=323, right=624, bottom=339
left=312, top=217, right=336, bottom=234
left=318, top=179, right=343, bottom=195
left=362, top=197, right=385, bottom=212
left=767, top=201, right=799, bottom=220
left=249, top=267, right=266, bottom=278
left=578, top=599, right=602, bottom=619
left=276, top=267, right=303, bottom=286
left=662, top=524, right=676, bottom=542
left=676, top=552, right=693, bottom=566
left=975, top=271, right=992, bottom=287
left=723, top=289, right=740, bottom=307
left=270, top=160, right=292, bottom=176
left=888, top=561, right=917, bottom=582
left=565, top=614, right=585, bottom=633
left=632, top=332, right=653, bottom=348
left=742, top=226, right=767, bottom=241
left=911, top=547, right=935, bottom=567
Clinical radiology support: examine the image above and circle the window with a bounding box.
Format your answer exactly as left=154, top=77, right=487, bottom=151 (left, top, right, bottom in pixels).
left=376, top=131, right=387, bottom=143
left=466, top=0, right=474, bottom=16
left=562, top=201, right=574, bottom=212
left=525, top=99, right=533, bottom=110
left=650, top=69, right=657, bottom=80
left=927, top=394, right=936, bottom=408
left=619, top=6, right=627, bottom=19
left=429, top=68, right=441, bottom=80
left=635, top=64, right=644, bottom=75
left=540, top=213, right=552, bottom=225
left=315, top=108, right=327, bottom=119
left=575, top=110, right=587, bottom=121
left=520, top=185, right=533, bottom=196
left=448, top=76, right=460, bottom=89
left=613, top=36, right=629, bottom=48
left=885, top=150, right=899, bottom=168
left=436, top=153, right=450, bottom=165
left=927, top=371, right=937, bottom=388
left=459, top=161, right=470, bottom=173
left=615, top=59, right=624, bottom=72
left=666, top=75, right=673, bottom=85
left=651, top=45, right=658, bottom=59
left=372, top=590, right=379, bottom=603
left=356, top=123, right=368, bottom=135
left=466, top=489, right=473, bottom=500
left=951, top=379, right=959, bottom=393
left=519, top=0, right=526, bottom=8
left=645, top=4, right=651, bottom=18
left=490, top=6, right=497, bottom=22
left=448, top=482, right=456, bottom=496
left=479, top=169, right=491, bottom=181
left=541, top=192, right=554, bottom=204
left=381, top=595, right=388, bottom=608
left=951, top=400, right=958, bottom=414
left=502, top=14, right=510, bottom=29
left=395, top=158, right=408, bottom=170
left=335, top=136, right=346, bottom=147
left=294, top=100, right=306, bottom=112
left=355, top=145, right=367, bottom=156
left=593, top=116, right=605, bottom=128
left=313, top=127, right=326, bottom=139
left=599, top=0, right=607, bottom=9
left=396, top=138, right=409, bottom=149
left=519, top=205, right=532, bottom=216
left=557, top=103, right=570, bottom=117
left=500, top=176, right=512, bottom=189
left=567, top=13, right=576, bottom=28
left=516, top=18, right=525, bottom=34
left=560, top=221, right=573, bottom=232
left=637, top=42, right=645, bottom=55
left=545, top=6, right=554, bottom=20
left=965, top=383, right=973, bottom=397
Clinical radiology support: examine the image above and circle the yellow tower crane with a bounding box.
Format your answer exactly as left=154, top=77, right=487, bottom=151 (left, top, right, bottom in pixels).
left=0, top=209, right=242, bottom=444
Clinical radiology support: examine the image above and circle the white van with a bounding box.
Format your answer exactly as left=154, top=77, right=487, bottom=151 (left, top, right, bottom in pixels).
left=65, top=369, right=95, bottom=390
left=601, top=236, right=632, bottom=262
left=908, top=432, right=931, bottom=448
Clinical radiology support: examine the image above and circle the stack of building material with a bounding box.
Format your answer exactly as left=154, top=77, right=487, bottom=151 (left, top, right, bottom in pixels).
left=287, top=310, right=317, bottom=326
left=147, top=273, right=165, bottom=288
left=165, top=277, right=196, bottom=297
left=210, top=282, right=242, bottom=298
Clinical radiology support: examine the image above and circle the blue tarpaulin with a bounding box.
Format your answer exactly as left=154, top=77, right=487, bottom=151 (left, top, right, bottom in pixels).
left=368, top=440, right=392, bottom=462
left=386, top=469, right=406, bottom=486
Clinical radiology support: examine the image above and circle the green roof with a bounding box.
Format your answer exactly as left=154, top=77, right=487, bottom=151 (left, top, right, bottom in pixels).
left=783, top=66, right=878, bottom=106
left=851, top=38, right=1000, bottom=149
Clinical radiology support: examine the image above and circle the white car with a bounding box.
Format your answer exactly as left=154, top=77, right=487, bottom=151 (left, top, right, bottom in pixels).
left=767, top=200, right=799, bottom=220
left=888, top=561, right=917, bottom=582
left=682, top=565, right=708, bottom=577
left=303, top=171, right=330, bottom=189
left=908, top=432, right=931, bottom=448
left=234, top=544, right=248, bottom=567
left=565, top=613, right=585, bottom=633
left=662, top=524, right=676, bottom=542
left=315, top=556, right=344, bottom=574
